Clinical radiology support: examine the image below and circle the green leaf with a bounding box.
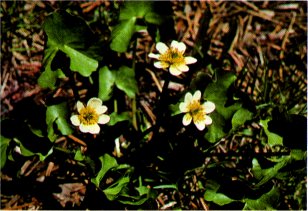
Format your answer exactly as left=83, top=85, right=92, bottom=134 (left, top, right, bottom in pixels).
left=39, top=46, right=65, bottom=88
left=231, top=108, right=253, bottom=130
left=41, top=10, right=98, bottom=83
left=119, top=1, right=164, bottom=25
left=46, top=102, right=73, bottom=141
left=110, top=1, right=165, bottom=53
left=110, top=18, right=136, bottom=53
left=205, top=112, right=226, bottom=143
left=204, top=179, right=220, bottom=193
left=251, top=158, right=263, bottom=180
left=74, top=149, right=85, bottom=161
left=115, top=66, right=138, bottom=98
left=290, top=149, right=306, bottom=160
left=203, top=179, right=237, bottom=206
left=203, top=71, right=242, bottom=143
left=153, top=184, right=178, bottom=191
left=98, top=66, right=116, bottom=101
left=204, top=72, right=238, bottom=120
left=108, top=112, right=131, bottom=126
left=252, top=157, right=290, bottom=187
left=38, top=66, right=66, bottom=90
left=118, top=196, right=149, bottom=206
left=204, top=190, right=236, bottom=206
left=103, top=176, right=130, bottom=201
left=0, top=136, right=11, bottom=169
left=260, top=119, right=283, bottom=146
left=204, top=72, right=241, bottom=120
left=119, top=2, right=152, bottom=21
left=99, top=66, right=138, bottom=99
left=91, top=154, right=118, bottom=187
left=243, top=186, right=280, bottom=210
left=38, top=48, right=66, bottom=89
left=144, top=12, right=164, bottom=25
left=169, top=102, right=181, bottom=116
left=136, top=186, right=150, bottom=196
left=62, top=45, right=98, bottom=77
left=13, top=138, right=54, bottom=161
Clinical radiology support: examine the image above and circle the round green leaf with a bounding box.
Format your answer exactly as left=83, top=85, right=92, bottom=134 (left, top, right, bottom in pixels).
left=115, top=66, right=138, bottom=98
left=231, top=108, right=253, bottom=130
left=98, top=66, right=116, bottom=101
left=110, top=18, right=136, bottom=53
left=41, top=10, right=99, bottom=79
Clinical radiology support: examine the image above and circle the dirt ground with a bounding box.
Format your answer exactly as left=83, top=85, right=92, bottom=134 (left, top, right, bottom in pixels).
left=1, top=1, right=307, bottom=210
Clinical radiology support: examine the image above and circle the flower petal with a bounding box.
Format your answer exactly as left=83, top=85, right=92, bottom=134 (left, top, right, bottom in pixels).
left=95, top=105, right=108, bottom=115
left=176, top=64, right=189, bottom=72
left=185, top=56, right=197, bottom=64
left=194, top=120, right=206, bottom=131
left=114, top=138, right=123, bottom=158
left=87, top=98, right=102, bottom=108
left=70, top=115, right=80, bottom=126
left=170, top=40, right=179, bottom=48
left=77, top=101, right=84, bottom=113
left=169, top=65, right=183, bottom=76
left=89, top=124, right=100, bottom=134
left=184, top=92, right=193, bottom=102
left=182, top=113, right=192, bottom=126
left=171, top=40, right=186, bottom=53
left=80, top=124, right=100, bottom=134
left=79, top=124, right=91, bottom=133
left=156, top=42, right=169, bottom=54
left=154, top=61, right=169, bottom=69
left=148, top=53, right=160, bottom=59
left=193, top=90, right=202, bottom=101
left=179, top=102, right=189, bottom=112
left=204, top=115, right=213, bottom=125
left=202, top=101, right=215, bottom=114
left=98, top=114, right=110, bottom=124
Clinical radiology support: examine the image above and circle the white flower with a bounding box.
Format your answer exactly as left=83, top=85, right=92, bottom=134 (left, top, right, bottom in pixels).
left=70, top=98, right=110, bottom=134
left=113, top=137, right=123, bottom=158
left=148, top=40, right=197, bottom=76
left=179, top=90, right=215, bottom=131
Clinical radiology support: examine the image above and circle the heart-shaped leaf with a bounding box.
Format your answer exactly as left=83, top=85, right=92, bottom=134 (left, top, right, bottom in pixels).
left=115, top=66, right=138, bottom=98
left=98, top=66, right=116, bottom=101
left=243, top=186, right=280, bottom=210
left=46, top=102, right=73, bottom=141
left=231, top=108, right=253, bottom=130
left=203, top=71, right=242, bottom=143
left=39, top=10, right=99, bottom=89
left=91, top=154, right=118, bottom=187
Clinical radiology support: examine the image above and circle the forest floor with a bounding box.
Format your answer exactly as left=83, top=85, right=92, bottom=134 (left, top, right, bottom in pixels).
left=1, top=1, right=307, bottom=210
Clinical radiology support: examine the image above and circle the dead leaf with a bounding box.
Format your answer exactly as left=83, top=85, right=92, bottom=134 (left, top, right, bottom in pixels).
left=53, top=183, right=86, bottom=207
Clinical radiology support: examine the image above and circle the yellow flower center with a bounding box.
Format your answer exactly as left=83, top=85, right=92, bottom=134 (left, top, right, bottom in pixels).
left=78, top=107, right=99, bottom=125
left=188, top=100, right=205, bottom=123
left=188, top=100, right=201, bottom=113
left=192, top=109, right=206, bottom=123
left=159, top=48, right=185, bottom=65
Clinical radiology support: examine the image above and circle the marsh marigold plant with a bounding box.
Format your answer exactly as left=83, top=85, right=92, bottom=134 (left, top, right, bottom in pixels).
left=70, top=98, right=110, bottom=134
left=148, top=40, right=197, bottom=76
left=179, top=90, right=215, bottom=131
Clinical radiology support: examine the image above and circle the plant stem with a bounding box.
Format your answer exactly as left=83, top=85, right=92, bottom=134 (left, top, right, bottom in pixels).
left=132, top=98, right=138, bottom=131
left=67, top=69, right=80, bottom=101
left=131, top=37, right=138, bottom=131
left=153, top=74, right=171, bottom=133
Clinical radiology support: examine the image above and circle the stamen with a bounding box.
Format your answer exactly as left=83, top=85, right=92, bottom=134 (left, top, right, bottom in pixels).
left=193, top=109, right=206, bottom=123
left=188, top=100, right=201, bottom=113
left=79, top=107, right=99, bottom=125
left=159, top=48, right=185, bottom=65
left=188, top=100, right=206, bottom=123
